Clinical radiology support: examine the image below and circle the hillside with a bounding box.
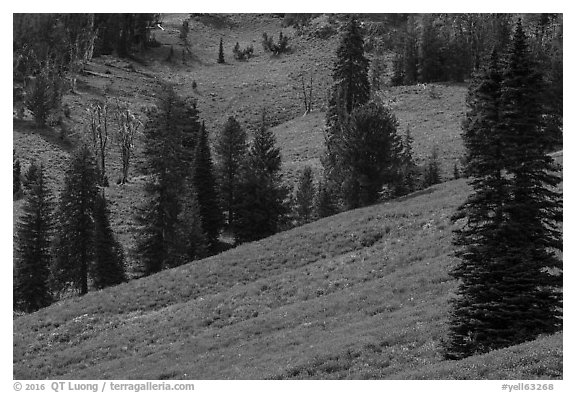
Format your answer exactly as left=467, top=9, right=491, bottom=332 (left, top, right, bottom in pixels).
left=13, top=13, right=562, bottom=380
left=13, top=178, right=562, bottom=379
left=13, top=13, right=469, bottom=268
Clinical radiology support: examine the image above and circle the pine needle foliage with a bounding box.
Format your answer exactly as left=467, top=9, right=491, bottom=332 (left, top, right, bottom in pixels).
left=214, top=116, right=248, bottom=229
left=446, top=21, right=563, bottom=359
left=234, top=112, right=287, bottom=243
left=323, top=16, right=371, bottom=205
left=294, top=166, right=316, bottom=225
left=14, top=162, right=54, bottom=312
left=135, top=85, right=189, bottom=275
left=51, top=145, right=100, bottom=296
left=192, top=122, right=224, bottom=251
left=91, top=194, right=127, bottom=290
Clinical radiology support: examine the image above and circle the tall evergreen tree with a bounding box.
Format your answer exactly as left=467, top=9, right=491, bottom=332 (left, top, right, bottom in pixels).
left=418, top=14, right=443, bottom=82
left=294, top=166, right=316, bottom=225
left=446, top=21, right=562, bottom=359
left=324, top=16, right=371, bottom=202
left=14, top=162, right=54, bottom=312
left=217, top=37, right=225, bottom=63
left=13, top=149, right=21, bottom=196
left=315, top=180, right=338, bottom=219
left=337, top=101, right=403, bottom=209
left=91, top=194, right=126, bottom=289
left=25, top=64, right=63, bottom=127
left=51, top=145, right=100, bottom=295
left=179, top=179, right=208, bottom=261
left=423, top=146, right=442, bottom=188
left=135, top=85, right=187, bottom=275
left=178, top=97, right=202, bottom=154
left=396, top=127, right=418, bottom=196
left=446, top=47, right=510, bottom=360
left=234, top=112, right=287, bottom=243
left=192, top=122, right=224, bottom=251
left=214, top=116, right=248, bottom=229
left=453, top=162, right=460, bottom=180
left=498, top=19, right=562, bottom=342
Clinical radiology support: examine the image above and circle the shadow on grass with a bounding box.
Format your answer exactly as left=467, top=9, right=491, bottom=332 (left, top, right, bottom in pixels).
left=13, top=118, right=75, bottom=153
left=395, top=186, right=437, bottom=203
left=192, top=14, right=238, bottom=29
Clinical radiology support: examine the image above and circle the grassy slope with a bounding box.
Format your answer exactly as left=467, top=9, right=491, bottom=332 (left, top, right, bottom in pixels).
left=13, top=14, right=562, bottom=380
left=13, top=13, right=468, bottom=255
left=13, top=178, right=562, bottom=379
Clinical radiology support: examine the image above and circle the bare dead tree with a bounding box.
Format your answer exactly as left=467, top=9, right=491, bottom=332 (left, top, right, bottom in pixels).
left=301, top=73, right=314, bottom=115
left=114, top=99, right=141, bottom=185
left=87, top=100, right=111, bottom=186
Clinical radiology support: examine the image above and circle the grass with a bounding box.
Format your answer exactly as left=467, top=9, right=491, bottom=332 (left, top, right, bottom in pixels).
left=13, top=14, right=469, bottom=266
left=12, top=179, right=563, bottom=379
left=13, top=14, right=562, bottom=380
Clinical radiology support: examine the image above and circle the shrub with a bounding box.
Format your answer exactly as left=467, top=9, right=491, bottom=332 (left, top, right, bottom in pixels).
left=262, top=32, right=291, bottom=55
left=232, top=42, right=254, bottom=61
left=25, top=65, right=63, bottom=127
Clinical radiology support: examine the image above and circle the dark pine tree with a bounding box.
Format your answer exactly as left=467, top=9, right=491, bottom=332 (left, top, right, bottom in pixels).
left=315, top=180, right=338, bottom=219
left=192, top=122, right=224, bottom=251
left=337, top=101, right=403, bottom=209
left=14, top=162, right=54, bottom=312
left=396, top=127, right=418, bottom=196
left=498, top=19, right=563, bottom=344
left=214, top=116, right=248, bottom=229
left=446, top=50, right=509, bottom=359
left=418, top=14, right=443, bottom=82
left=178, top=97, right=202, bottom=156
left=234, top=112, right=287, bottom=243
left=446, top=21, right=562, bottom=359
left=324, top=16, right=371, bottom=202
left=294, top=166, right=316, bottom=225
left=135, top=85, right=187, bottom=275
left=13, top=149, right=21, bottom=196
left=51, top=144, right=100, bottom=296
left=453, top=162, right=460, bottom=180
left=91, top=194, right=127, bottom=290
left=179, top=179, right=208, bottom=261
left=218, top=37, right=225, bottom=64
left=423, top=146, right=442, bottom=188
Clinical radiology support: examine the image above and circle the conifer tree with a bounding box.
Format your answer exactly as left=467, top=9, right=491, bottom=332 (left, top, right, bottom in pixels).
left=135, top=86, right=187, bottom=275
left=453, top=163, right=460, bottom=180
left=446, top=21, right=562, bottom=359
left=91, top=194, right=126, bottom=289
left=324, top=16, right=371, bottom=201
left=13, top=149, right=21, bottom=196
left=51, top=144, right=100, bottom=295
left=294, top=166, right=316, bottom=225
left=25, top=64, right=63, bottom=127
left=423, top=146, right=441, bottom=187
left=498, top=19, right=562, bottom=341
left=418, top=14, right=443, bottom=82
left=179, top=179, right=208, bottom=261
left=315, top=180, right=338, bottom=219
left=178, top=97, right=202, bottom=154
left=192, top=122, right=224, bottom=251
left=337, top=101, right=403, bottom=209
left=396, top=127, right=418, bottom=195
left=14, top=162, right=54, bottom=312
left=214, top=116, right=248, bottom=229
left=234, top=112, right=287, bottom=243
left=217, top=37, right=225, bottom=64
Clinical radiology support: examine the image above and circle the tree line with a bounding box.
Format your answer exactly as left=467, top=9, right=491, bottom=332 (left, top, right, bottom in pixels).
left=14, top=14, right=562, bottom=364
left=13, top=14, right=159, bottom=127
left=13, top=14, right=439, bottom=313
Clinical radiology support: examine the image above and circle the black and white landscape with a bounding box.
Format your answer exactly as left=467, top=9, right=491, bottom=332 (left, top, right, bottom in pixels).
left=13, top=13, right=562, bottom=380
